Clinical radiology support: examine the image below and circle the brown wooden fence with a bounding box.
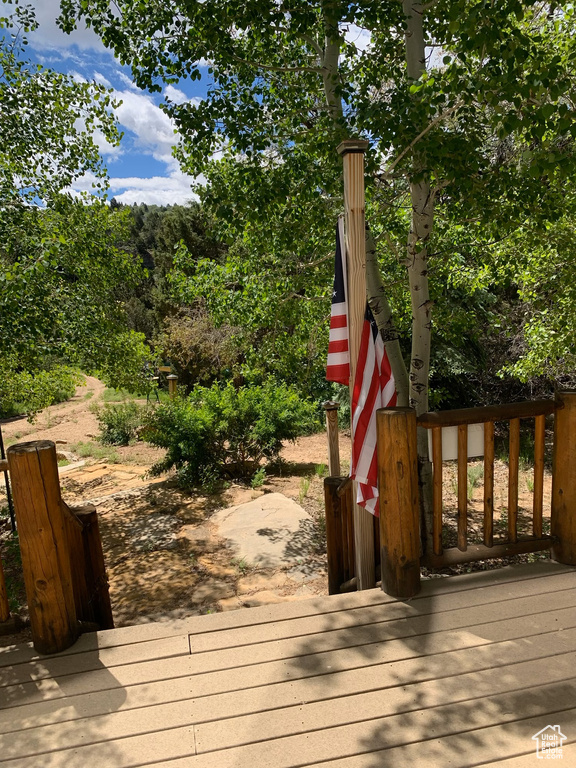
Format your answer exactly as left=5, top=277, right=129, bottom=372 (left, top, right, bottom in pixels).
left=1, top=440, right=113, bottom=653
left=418, top=398, right=556, bottom=569
left=325, top=391, right=576, bottom=599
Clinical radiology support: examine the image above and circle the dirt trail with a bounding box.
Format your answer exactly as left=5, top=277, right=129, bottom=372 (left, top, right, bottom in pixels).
left=1, top=379, right=350, bottom=634
left=2, top=375, right=105, bottom=447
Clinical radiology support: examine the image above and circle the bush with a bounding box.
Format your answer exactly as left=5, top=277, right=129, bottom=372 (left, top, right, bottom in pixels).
left=0, top=363, right=83, bottom=419
left=95, top=401, right=146, bottom=445
left=143, top=380, right=319, bottom=485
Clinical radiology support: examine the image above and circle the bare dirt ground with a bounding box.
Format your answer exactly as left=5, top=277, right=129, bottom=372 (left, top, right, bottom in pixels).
left=0, top=377, right=552, bottom=646
left=0, top=377, right=352, bottom=643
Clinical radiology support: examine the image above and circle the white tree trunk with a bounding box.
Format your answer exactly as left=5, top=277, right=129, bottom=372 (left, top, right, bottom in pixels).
left=403, top=0, right=434, bottom=552
left=365, top=229, right=410, bottom=406
left=403, top=0, right=433, bottom=425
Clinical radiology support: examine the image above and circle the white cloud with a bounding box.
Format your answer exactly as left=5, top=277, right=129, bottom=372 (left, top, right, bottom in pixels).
left=68, top=170, right=198, bottom=205
left=69, top=70, right=87, bottom=84
left=343, top=24, right=372, bottom=53
left=164, top=86, right=204, bottom=108
left=164, top=85, right=188, bottom=105
left=27, top=0, right=109, bottom=53
left=94, top=71, right=112, bottom=88
left=108, top=171, right=199, bottom=206
left=117, top=71, right=141, bottom=92
left=113, top=89, right=179, bottom=167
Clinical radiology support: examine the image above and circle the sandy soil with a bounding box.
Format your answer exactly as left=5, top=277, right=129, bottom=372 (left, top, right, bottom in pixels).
left=1, top=378, right=351, bottom=642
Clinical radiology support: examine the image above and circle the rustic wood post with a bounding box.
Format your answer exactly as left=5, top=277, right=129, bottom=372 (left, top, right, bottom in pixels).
left=337, top=138, right=375, bottom=590
left=63, top=502, right=114, bottom=629
left=324, top=477, right=345, bottom=594
left=7, top=440, right=79, bottom=653
left=79, top=505, right=115, bottom=629
left=551, top=391, right=576, bottom=565
left=323, top=401, right=341, bottom=477
left=377, top=407, right=421, bottom=598
left=167, top=374, right=178, bottom=399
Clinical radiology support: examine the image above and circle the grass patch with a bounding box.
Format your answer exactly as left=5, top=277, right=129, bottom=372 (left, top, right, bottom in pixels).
left=467, top=464, right=484, bottom=501
left=231, top=557, right=251, bottom=576
left=71, top=441, right=120, bottom=463
left=250, top=467, right=266, bottom=489
left=298, top=476, right=311, bottom=504
left=100, top=387, right=141, bottom=403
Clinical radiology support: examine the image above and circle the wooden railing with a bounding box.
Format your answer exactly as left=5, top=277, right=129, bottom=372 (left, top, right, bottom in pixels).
left=324, top=391, right=576, bottom=600
left=1, top=440, right=114, bottom=653
left=418, top=399, right=557, bottom=569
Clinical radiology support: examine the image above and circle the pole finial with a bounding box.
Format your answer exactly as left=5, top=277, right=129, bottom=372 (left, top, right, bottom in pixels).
left=337, top=139, right=370, bottom=156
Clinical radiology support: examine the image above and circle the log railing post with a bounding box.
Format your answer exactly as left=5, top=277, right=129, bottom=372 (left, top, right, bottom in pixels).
left=63, top=502, right=114, bottom=629
left=551, top=391, right=576, bottom=565
left=337, top=138, right=375, bottom=590
left=323, top=401, right=341, bottom=477
left=324, top=477, right=346, bottom=594
left=7, top=440, right=79, bottom=654
left=377, top=407, right=421, bottom=598
left=167, top=374, right=178, bottom=399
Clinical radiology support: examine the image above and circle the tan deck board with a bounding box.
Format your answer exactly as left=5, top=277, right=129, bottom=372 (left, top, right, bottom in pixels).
left=0, top=560, right=568, bottom=668
left=0, top=561, right=574, bottom=768
left=4, top=611, right=574, bottom=729
left=3, top=597, right=575, bottom=715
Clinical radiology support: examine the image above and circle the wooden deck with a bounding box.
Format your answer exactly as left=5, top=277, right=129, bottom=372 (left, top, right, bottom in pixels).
left=1, top=560, right=575, bottom=767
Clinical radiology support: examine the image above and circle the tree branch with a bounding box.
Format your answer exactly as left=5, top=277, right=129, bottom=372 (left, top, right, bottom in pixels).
left=385, top=101, right=462, bottom=178
left=229, top=52, right=322, bottom=75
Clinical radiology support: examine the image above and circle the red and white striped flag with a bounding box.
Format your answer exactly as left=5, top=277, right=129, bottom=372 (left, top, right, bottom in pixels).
left=351, top=305, right=397, bottom=516
left=326, top=219, right=397, bottom=516
left=325, top=218, right=349, bottom=386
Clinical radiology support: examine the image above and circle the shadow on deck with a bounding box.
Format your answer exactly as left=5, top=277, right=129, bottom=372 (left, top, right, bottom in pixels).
left=1, top=559, right=575, bottom=767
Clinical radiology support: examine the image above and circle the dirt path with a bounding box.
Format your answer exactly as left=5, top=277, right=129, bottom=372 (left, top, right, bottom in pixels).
left=2, top=375, right=105, bottom=447
left=1, top=379, right=350, bottom=636
left=0, top=379, right=552, bottom=643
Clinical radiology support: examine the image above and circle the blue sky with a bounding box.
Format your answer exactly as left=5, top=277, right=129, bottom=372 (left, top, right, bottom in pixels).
left=24, top=2, right=373, bottom=205
left=27, top=0, right=207, bottom=205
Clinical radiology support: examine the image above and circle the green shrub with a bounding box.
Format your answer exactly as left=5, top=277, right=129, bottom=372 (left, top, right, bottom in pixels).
left=143, top=380, right=319, bottom=485
left=0, top=363, right=83, bottom=419
left=95, top=401, right=146, bottom=445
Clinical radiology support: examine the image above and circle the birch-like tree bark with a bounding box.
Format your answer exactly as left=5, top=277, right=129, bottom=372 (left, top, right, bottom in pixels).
left=403, top=0, right=434, bottom=426
left=365, top=228, right=410, bottom=406
left=402, top=0, right=435, bottom=551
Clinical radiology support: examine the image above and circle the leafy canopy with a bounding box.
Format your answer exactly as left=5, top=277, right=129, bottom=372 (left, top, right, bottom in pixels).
left=1, top=1, right=120, bottom=207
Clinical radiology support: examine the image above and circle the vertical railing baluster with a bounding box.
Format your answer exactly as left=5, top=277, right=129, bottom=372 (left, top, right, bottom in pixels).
left=508, top=418, right=520, bottom=543
left=432, top=426, right=443, bottom=555
left=457, top=424, right=468, bottom=551
left=483, top=421, right=494, bottom=547
left=533, top=414, right=545, bottom=538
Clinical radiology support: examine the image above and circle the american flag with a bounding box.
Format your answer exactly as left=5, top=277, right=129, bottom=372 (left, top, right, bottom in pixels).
left=325, top=218, right=350, bottom=386
left=326, top=219, right=397, bottom=516
left=351, top=305, right=397, bottom=516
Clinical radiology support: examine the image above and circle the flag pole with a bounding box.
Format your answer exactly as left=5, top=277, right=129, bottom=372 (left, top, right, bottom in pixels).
left=337, top=138, right=375, bottom=590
